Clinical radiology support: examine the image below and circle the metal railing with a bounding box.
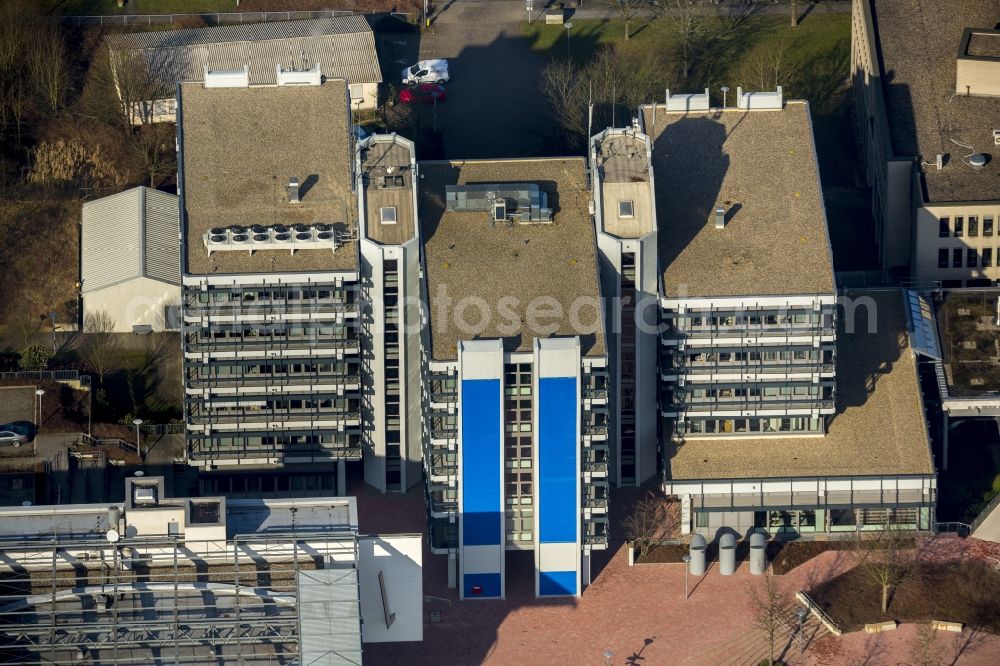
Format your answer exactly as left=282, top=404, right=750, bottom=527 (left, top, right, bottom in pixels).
left=970, top=492, right=1000, bottom=535
left=0, top=370, right=89, bottom=385
left=795, top=591, right=843, bottom=637
left=60, top=10, right=359, bottom=28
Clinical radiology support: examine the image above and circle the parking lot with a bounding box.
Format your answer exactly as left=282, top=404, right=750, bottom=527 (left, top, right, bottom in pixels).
left=0, top=385, right=35, bottom=430
left=376, top=4, right=561, bottom=160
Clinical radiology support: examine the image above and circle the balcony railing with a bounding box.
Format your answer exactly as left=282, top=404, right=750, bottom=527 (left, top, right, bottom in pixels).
left=187, top=407, right=360, bottom=425
left=188, top=440, right=362, bottom=461
left=663, top=397, right=835, bottom=413
left=185, top=373, right=361, bottom=389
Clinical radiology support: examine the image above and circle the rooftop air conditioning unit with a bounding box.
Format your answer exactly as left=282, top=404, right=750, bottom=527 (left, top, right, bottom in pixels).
left=133, top=486, right=157, bottom=505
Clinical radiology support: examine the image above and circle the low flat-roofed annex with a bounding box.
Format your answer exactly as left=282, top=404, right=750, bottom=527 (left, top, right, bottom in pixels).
left=664, top=290, right=934, bottom=480
left=642, top=102, right=835, bottom=299
left=419, top=158, right=605, bottom=361
left=179, top=81, right=357, bottom=276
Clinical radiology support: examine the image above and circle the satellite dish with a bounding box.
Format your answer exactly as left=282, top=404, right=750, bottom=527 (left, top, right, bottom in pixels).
left=21, top=501, right=32, bottom=507
left=134, top=471, right=145, bottom=477
left=386, top=166, right=395, bottom=174
left=106, top=529, right=121, bottom=543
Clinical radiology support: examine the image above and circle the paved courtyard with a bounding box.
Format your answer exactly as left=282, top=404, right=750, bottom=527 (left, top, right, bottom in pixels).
left=353, top=480, right=1000, bottom=665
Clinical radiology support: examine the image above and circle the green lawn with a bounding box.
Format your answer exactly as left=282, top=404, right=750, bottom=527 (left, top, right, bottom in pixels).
left=523, top=13, right=850, bottom=112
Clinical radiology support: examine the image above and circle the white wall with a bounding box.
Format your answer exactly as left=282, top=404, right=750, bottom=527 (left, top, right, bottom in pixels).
left=84, top=277, right=181, bottom=332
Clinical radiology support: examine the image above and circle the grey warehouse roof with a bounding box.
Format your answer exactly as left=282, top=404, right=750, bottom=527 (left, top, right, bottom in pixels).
left=643, top=102, right=835, bottom=298
left=82, top=186, right=180, bottom=293
left=107, top=16, right=382, bottom=90
left=871, top=0, right=1000, bottom=202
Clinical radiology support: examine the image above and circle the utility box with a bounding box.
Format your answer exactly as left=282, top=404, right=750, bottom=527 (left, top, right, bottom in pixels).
left=545, top=10, right=564, bottom=24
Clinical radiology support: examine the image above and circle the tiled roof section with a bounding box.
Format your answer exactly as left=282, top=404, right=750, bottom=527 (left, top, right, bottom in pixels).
left=107, top=16, right=382, bottom=86
left=665, top=290, right=935, bottom=480
left=179, top=82, right=357, bottom=275
left=419, top=158, right=605, bottom=361
left=871, top=0, right=1000, bottom=202
left=642, top=102, right=835, bottom=298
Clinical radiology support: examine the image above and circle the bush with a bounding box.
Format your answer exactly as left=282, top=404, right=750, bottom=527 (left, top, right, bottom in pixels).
left=18, top=344, right=51, bottom=371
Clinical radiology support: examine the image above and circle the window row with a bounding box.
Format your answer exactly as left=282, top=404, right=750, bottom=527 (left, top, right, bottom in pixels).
left=194, top=324, right=356, bottom=341
left=198, top=432, right=359, bottom=448
left=197, top=362, right=358, bottom=377
left=670, top=312, right=827, bottom=329
left=670, top=349, right=829, bottom=365
left=193, top=288, right=354, bottom=304
left=204, top=397, right=357, bottom=413
left=675, top=417, right=823, bottom=436
left=938, top=215, right=994, bottom=238
left=937, top=247, right=995, bottom=269
left=674, top=385, right=828, bottom=400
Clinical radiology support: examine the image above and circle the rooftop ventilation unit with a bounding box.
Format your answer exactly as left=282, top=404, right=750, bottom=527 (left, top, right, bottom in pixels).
left=994, top=129, right=1000, bottom=146
left=665, top=88, right=710, bottom=112
left=276, top=63, right=322, bottom=86
left=445, top=183, right=553, bottom=223
left=203, top=65, right=249, bottom=89
left=736, top=85, right=783, bottom=110
left=204, top=224, right=349, bottom=256
left=969, top=153, right=988, bottom=168
left=288, top=177, right=301, bottom=204
left=714, top=206, right=726, bottom=230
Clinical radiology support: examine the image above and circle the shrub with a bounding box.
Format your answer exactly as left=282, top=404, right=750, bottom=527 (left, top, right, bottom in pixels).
left=17, top=343, right=51, bottom=370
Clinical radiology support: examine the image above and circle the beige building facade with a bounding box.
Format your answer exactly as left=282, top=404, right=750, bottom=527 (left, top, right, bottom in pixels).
left=851, top=0, right=1000, bottom=285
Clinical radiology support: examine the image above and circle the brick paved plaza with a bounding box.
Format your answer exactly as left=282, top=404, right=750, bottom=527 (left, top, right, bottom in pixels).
left=354, top=481, right=1000, bottom=665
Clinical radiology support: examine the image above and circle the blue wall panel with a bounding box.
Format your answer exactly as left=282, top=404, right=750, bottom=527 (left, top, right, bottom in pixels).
left=538, top=376, right=577, bottom=544
left=461, top=378, right=502, bottom=547
left=463, top=573, right=502, bottom=598
left=539, top=571, right=578, bottom=596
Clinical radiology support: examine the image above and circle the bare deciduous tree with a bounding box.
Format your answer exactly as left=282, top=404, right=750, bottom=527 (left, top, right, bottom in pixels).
left=661, top=0, right=707, bottom=82
left=107, top=46, right=173, bottom=127
left=126, top=123, right=176, bottom=187
left=608, top=0, right=656, bottom=41
left=748, top=571, right=792, bottom=666
left=736, top=41, right=798, bottom=92
left=28, top=21, right=68, bottom=113
left=622, top=491, right=678, bottom=559
left=857, top=520, right=920, bottom=614
left=80, top=311, right=122, bottom=386
left=910, top=623, right=943, bottom=666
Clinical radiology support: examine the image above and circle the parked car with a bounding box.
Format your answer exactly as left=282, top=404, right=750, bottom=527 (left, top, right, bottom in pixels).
left=399, top=83, right=446, bottom=105
left=401, top=59, right=449, bottom=86
left=0, top=424, right=29, bottom=448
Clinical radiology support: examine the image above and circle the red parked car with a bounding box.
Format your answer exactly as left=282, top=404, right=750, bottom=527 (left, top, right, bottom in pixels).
left=399, top=83, right=446, bottom=105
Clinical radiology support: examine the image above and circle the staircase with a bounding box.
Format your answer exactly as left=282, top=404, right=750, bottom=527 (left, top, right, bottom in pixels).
left=685, top=609, right=829, bottom=666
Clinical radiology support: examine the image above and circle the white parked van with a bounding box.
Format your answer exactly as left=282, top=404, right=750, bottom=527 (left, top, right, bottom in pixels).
left=402, top=59, right=449, bottom=85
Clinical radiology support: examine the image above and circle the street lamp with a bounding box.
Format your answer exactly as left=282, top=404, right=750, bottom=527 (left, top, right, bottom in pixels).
left=603, top=648, right=614, bottom=666
left=682, top=553, right=692, bottom=600
left=564, top=21, right=574, bottom=60
left=34, top=389, right=45, bottom=430
left=720, top=86, right=730, bottom=109
left=133, top=419, right=144, bottom=458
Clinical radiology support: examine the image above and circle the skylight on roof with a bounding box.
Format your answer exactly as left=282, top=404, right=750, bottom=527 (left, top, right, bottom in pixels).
left=380, top=206, right=397, bottom=225
left=618, top=200, right=634, bottom=219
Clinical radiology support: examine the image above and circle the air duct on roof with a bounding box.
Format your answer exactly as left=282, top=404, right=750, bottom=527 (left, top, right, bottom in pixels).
left=288, top=177, right=301, bottom=204
left=714, top=206, right=726, bottom=230
left=203, top=64, right=249, bottom=88
left=276, top=63, right=322, bottom=86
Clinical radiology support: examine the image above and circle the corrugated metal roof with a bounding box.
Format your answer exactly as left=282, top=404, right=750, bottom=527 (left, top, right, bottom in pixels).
left=297, top=568, right=363, bottom=666
left=81, top=187, right=180, bottom=293
left=108, top=17, right=381, bottom=86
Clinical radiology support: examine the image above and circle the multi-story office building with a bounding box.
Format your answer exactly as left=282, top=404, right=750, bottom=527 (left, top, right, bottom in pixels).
left=640, top=96, right=936, bottom=536
left=590, top=128, right=660, bottom=487
left=356, top=133, right=424, bottom=493
left=418, top=158, right=610, bottom=598
left=644, top=99, right=838, bottom=441
left=851, top=0, right=1000, bottom=284
left=177, top=76, right=363, bottom=491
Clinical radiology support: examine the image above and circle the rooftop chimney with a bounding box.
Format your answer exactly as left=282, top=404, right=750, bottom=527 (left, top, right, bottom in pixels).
left=288, top=177, right=301, bottom=204
left=714, top=206, right=726, bottom=230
